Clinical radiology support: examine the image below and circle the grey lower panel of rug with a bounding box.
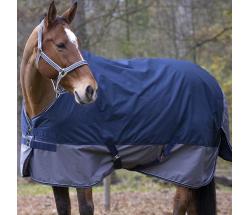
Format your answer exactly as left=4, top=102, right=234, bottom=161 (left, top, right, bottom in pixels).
left=20, top=143, right=218, bottom=188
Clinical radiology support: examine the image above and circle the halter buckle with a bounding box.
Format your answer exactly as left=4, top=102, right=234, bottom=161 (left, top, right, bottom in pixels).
left=35, top=49, right=42, bottom=67
left=60, top=69, right=66, bottom=77
left=37, top=47, right=42, bottom=53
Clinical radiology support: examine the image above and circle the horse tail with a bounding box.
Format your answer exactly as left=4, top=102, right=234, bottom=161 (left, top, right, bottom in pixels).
left=195, top=178, right=217, bottom=215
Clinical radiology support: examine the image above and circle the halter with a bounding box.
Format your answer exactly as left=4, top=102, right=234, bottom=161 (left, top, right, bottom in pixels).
left=35, top=20, right=88, bottom=97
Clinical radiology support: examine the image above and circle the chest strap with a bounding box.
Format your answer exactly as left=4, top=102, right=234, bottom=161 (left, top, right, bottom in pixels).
left=21, top=135, right=57, bottom=152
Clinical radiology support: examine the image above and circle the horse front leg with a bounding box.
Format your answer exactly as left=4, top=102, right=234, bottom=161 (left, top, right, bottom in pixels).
left=173, top=186, right=198, bottom=215
left=76, top=188, right=94, bottom=215
left=52, top=186, right=71, bottom=215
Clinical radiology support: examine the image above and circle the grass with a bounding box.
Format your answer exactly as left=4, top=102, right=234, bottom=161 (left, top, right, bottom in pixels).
left=18, top=168, right=231, bottom=197
left=18, top=181, right=52, bottom=196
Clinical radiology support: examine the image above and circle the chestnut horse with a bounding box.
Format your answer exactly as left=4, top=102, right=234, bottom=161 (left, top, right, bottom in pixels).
left=20, top=1, right=216, bottom=215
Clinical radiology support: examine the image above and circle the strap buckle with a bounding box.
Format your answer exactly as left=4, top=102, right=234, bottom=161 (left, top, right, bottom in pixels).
left=23, top=135, right=33, bottom=147
left=113, top=154, right=122, bottom=169
left=113, top=154, right=120, bottom=161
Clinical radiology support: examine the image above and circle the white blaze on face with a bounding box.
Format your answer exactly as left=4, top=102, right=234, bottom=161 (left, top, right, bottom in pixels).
left=64, top=28, right=78, bottom=48
left=64, top=27, right=84, bottom=60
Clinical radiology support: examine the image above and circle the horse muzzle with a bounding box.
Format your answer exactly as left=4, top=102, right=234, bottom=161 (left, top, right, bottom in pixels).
left=74, top=85, right=98, bottom=104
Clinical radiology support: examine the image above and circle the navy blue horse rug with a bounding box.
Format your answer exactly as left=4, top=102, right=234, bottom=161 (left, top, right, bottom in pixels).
left=20, top=51, right=232, bottom=188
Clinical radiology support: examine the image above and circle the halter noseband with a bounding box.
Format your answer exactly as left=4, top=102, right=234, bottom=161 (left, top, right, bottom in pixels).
left=35, top=20, right=88, bottom=97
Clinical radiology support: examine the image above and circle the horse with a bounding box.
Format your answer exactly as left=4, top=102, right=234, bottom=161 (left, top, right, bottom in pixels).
left=19, top=1, right=231, bottom=215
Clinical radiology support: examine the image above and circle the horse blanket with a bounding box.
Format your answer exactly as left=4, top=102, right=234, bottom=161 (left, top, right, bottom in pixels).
left=20, top=51, right=232, bottom=188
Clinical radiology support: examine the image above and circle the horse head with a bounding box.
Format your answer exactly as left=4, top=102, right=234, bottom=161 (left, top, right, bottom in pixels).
left=36, top=1, right=98, bottom=104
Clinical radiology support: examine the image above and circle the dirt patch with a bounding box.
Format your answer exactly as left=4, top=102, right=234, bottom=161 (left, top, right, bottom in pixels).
left=17, top=189, right=231, bottom=215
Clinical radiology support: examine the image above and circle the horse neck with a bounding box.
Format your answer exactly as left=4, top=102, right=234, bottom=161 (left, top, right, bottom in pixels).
left=20, top=27, right=55, bottom=118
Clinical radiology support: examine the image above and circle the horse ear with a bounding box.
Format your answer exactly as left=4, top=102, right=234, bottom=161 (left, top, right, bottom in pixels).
left=45, top=1, right=57, bottom=28
left=62, top=2, right=77, bottom=24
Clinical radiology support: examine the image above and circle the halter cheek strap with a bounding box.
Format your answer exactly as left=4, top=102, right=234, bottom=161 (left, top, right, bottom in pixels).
left=36, top=20, right=88, bottom=97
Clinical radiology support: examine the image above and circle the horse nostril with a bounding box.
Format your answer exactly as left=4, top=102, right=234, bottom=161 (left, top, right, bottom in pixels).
left=86, top=85, right=94, bottom=99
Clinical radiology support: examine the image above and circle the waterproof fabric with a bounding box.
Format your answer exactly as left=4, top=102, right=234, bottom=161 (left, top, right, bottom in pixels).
left=20, top=51, right=232, bottom=188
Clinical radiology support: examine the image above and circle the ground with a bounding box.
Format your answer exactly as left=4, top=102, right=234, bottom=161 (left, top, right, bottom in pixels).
left=18, top=167, right=231, bottom=215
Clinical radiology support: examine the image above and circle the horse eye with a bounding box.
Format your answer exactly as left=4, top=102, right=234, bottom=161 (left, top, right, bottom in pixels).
left=56, top=43, right=66, bottom=49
